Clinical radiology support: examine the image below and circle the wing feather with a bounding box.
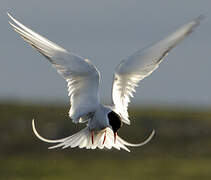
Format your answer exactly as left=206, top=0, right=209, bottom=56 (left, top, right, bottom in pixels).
left=112, top=16, right=203, bottom=124
left=8, top=13, right=100, bottom=122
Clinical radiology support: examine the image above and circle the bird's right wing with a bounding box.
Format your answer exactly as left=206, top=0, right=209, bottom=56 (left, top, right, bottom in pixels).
left=112, top=16, right=203, bottom=124
left=8, top=13, right=100, bottom=122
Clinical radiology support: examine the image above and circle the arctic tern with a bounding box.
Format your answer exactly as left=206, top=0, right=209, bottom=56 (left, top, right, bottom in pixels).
left=8, top=13, right=203, bottom=152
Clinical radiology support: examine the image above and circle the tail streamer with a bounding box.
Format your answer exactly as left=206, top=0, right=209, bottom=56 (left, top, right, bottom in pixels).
left=32, top=119, right=155, bottom=152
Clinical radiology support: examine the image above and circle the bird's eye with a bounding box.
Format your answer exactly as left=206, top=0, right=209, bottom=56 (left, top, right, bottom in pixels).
left=108, top=111, right=122, bottom=133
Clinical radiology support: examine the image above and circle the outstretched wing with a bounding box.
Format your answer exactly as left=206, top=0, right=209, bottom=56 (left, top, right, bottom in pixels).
left=8, top=13, right=100, bottom=122
left=112, top=16, right=203, bottom=124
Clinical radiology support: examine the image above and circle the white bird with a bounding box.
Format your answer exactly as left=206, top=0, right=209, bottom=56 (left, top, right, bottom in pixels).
left=8, top=13, right=203, bottom=152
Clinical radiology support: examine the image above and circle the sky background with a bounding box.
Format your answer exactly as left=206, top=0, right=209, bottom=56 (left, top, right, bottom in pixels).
left=0, top=0, right=210, bottom=106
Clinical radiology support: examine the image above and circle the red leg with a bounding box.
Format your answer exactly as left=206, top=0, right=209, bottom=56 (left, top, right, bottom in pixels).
left=91, top=130, right=94, bottom=144
left=102, top=129, right=107, bottom=145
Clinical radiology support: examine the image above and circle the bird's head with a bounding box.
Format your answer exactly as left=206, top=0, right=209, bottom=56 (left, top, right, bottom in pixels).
left=107, top=111, right=122, bottom=142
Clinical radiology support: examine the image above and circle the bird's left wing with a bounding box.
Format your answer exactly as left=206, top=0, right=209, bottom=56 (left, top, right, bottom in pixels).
left=112, top=16, right=203, bottom=125
left=8, top=13, right=100, bottom=122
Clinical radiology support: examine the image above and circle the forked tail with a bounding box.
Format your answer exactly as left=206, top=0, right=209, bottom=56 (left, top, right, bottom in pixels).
left=32, top=119, right=155, bottom=152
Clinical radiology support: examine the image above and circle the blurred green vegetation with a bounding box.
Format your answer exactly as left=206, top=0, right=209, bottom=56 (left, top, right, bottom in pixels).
left=0, top=102, right=211, bottom=180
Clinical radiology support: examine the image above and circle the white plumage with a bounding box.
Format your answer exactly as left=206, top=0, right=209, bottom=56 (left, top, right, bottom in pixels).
left=8, top=13, right=202, bottom=152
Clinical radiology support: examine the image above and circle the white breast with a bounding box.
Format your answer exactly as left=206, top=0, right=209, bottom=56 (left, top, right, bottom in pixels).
left=88, top=105, right=110, bottom=131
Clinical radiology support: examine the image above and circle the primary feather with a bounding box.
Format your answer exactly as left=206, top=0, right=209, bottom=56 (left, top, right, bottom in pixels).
left=112, top=16, right=203, bottom=124
left=8, top=12, right=100, bottom=123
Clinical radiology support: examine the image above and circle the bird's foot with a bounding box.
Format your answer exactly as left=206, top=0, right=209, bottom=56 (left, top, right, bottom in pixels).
left=102, top=129, right=107, bottom=145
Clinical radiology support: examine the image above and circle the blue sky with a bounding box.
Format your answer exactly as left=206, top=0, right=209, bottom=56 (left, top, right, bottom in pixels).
left=0, top=0, right=210, bottom=106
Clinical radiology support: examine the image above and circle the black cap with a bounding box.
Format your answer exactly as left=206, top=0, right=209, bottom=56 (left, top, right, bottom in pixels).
left=108, top=111, right=122, bottom=133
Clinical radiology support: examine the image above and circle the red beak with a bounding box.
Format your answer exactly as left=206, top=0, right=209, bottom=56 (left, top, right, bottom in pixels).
left=91, top=130, right=94, bottom=144
left=114, top=132, right=117, bottom=144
